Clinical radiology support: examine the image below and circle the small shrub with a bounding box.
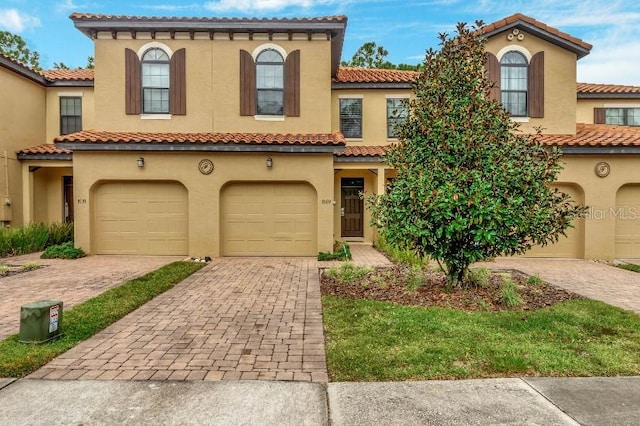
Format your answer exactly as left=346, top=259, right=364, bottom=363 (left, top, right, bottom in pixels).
left=0, top=222, right=74, bottom=257
left=467, top=267, right=490, bottom=288
left=324, top=262, right=371, bottom=283
left=0, top=265, right=7, bottom=275
left=527, top=274, right=544, bottom=286
left=21, top=262, right=39, bottom=271
left=318, top=241, right=352, bottom=261
left=40, top=242, right=85, bottom=259
left=406, top=265, right=426, bottom=290
left=477, top=299, right=491, bottom=311
left=500, top=276, right=522, bottom=308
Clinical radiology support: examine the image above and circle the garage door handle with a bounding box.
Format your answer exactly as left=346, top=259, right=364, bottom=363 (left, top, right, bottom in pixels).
left=340, top=207, right=345, bottom=217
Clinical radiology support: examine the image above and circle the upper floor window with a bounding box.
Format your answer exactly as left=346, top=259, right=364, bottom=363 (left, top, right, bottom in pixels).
left=387, top=98, right=408, bottom=138
left=60, top=97, right=82, bottom=135
left=500, top=51, right=528, bottom=117
left=124, top=45, right=186, bottom=116
left=340, top=98, right=363, bottom=139
left=240, top=46, right=300, bottom=117
left=256, top=49, right=284, bottom=115
left=606, top=108, right=640, bottom=126
left=141, top=48, right=170, bottom=114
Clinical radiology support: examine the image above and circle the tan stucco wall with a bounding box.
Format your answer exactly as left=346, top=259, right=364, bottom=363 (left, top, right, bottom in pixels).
left=93, top=36, right=332, bottom=133
left=485, top=31, right=577, bottom=135
left=331, top=89, right=411, bottom=146
left=0, top=68, right=46, bottom=226
left=576, top=98, right=640, bottom=124
left=72, top=151, right=335, bottom=256
left=32, top=167, right=73, bottom=223
left=45, top=87, right=95, bottom=143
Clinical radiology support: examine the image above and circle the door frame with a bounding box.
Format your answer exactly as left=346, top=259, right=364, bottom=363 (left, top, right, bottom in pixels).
left=341, top=177, right=364, bottom=238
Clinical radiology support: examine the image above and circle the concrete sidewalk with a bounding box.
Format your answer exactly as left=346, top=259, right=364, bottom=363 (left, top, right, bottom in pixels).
left=1, top=376, right=639, bottom=425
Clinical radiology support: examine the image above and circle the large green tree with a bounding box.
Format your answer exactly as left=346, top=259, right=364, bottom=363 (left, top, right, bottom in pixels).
left=0, top=31, right=41, bottom=70
left=342, top=41, right=423, bottom=71
left=369, top=22, right=585, bottom=289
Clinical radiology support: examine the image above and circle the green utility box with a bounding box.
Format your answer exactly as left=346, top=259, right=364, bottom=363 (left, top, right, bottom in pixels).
left=19, top=300, right=63, bottom=344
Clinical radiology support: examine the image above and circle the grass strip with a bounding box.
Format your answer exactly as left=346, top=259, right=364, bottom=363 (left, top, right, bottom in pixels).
left=323, top=296, right=640, bottom=381
left=0, top=261, right=205, bottom=378
left=617, top=263, right=640, bottom=273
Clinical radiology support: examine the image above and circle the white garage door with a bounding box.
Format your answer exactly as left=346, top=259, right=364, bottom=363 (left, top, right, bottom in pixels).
left=93, top=181, right=188, bottom=255
left=526, top=184, right=584, bottom=258
left=221, top=182, right=317, bottom=256
left=615, top=184, right=640, bottom=258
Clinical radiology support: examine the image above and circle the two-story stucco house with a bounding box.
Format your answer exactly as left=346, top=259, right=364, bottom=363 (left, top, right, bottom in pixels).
left=3, top=12, right=640, bottom=260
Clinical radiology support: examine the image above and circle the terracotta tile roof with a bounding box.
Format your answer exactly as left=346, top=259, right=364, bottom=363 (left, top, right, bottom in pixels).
left=70, top=13, right=346, bottom=24
left=540, top=123, right=640, bottom=147
left=55, top=130, right=345, bottom=146
left=41, top=69, right=94, bottom=81
left=478, top=13, right=592, bottom=52
left=17, top=144, right=72, bottom=155
left=577, top=82, right=640, bottom=95
left=335, top=146, right=387, bottom=157
left=334, top=67, right=419, bottom=84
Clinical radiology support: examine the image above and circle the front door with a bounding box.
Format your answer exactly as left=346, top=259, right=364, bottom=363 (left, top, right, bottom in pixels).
left=63, top=176, right=74, bottom=222
left=341, top=178, right=364, bottom=237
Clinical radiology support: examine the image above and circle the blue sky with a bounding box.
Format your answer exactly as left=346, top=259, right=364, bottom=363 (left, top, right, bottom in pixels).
left=2, top=0, right=640, bottom=84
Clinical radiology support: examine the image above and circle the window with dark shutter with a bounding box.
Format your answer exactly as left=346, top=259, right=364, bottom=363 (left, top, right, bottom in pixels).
left=284, top=50, right=300, bottom=117
left=239, top=50, right=256, bottom=116
left=486, top=53, right=500, bottom=102
left=170, top=48, right=186, bottom=115
left=125, top=48, right=141, bottom=115
left=594, top=108, right=606, bottom=124
left=528, top=52, right=544, bottom=118
left=500, top=51, right=528, bottom=117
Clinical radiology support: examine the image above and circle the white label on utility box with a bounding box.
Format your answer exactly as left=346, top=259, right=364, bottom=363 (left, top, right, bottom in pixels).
left=49, top=305, right=59, bottom=333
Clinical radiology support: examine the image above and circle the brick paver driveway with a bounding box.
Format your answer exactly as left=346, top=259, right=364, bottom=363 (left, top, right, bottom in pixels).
left=30, top=258, right=328, bottom=383
left=0, top=253, right=181, bottom=340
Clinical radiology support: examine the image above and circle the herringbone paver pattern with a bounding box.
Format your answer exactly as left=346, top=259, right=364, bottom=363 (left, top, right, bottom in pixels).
left=0, top=253, right=181, bottom=339
left=30, top=258, right=328, bottom=383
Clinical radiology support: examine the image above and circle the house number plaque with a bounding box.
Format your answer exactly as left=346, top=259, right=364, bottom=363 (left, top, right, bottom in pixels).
left=198, top=159, right=214, bottom=175
left=595, top=162, right=610, bottom=178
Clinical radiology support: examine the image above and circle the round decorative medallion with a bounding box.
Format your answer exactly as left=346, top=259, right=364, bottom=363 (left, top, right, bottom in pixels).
left=198, top=159, right=214, bottom=175
left=595, top=161, right=610, bottom=178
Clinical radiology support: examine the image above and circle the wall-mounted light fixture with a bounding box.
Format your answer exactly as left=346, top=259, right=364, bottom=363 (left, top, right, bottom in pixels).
left=266, top=157, right=273, bottom=168
left=137, top=157, right=145, bottom=168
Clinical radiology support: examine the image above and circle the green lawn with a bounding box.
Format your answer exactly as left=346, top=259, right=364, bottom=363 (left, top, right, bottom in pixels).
left=0, top=261, right=205, bottom=378
left=323, top=296, right=640, bottom=381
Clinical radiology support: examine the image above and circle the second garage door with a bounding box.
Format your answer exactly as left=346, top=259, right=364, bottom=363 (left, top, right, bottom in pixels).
left=93, top=181, right=188, bottom=255
left=221, top=182, right=317, bottom=256
left=615, top=184, right=640, bottom=257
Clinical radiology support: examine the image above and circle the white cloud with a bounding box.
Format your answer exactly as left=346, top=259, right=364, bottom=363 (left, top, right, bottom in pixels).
left=204, top=0, right=340, bottom=13
left=0, top=8, right=40, bottom=33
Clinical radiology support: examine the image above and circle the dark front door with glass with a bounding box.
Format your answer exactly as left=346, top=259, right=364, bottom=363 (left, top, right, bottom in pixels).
left=341, top=178, right=364, bottom=238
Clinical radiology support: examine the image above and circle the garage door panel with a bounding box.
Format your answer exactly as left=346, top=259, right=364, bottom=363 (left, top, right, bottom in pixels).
left=615, top=185, right=640, bottom=257
left=94, top=182, right=188, bottom=255
left=221, top=182, right=317, bottom=256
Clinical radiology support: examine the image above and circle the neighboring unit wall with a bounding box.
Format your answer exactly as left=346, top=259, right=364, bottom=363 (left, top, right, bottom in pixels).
left=485, top=32, right=577, bottom=135
left=576, top=98, right=640, bottom=124
left=45, top=87, right=96, bottom=142
left=0, top=68, right=46, bottom=226
left=93, top=35, right=332, bottom=133
left=32, top=167, right=73, bottom=223
left=71, top=151, right=335, bottom=256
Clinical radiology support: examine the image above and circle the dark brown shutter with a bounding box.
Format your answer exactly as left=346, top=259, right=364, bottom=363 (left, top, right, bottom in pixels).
left=486, top=52, right=500, bottom=102
left=284, top=50, right=300, bottom=117
left=240, top=50, right=256, bottom=116
left=170, top=48, right=186, bottom=115
left=528, top=52, right=544, bottom=118
left=594, top=108, right=606, bottom=124
left=125, top=48, right=141, bottom=115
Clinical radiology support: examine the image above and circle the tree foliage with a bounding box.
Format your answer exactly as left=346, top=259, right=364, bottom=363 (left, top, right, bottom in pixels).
left=368, top=22, right=586, bottom=289
left=342, top=41, right=423, bottom=71
left=0, top=31, right=41, bottom=70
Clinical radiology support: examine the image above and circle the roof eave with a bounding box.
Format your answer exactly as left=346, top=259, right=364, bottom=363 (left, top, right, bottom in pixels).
left=334, top=155, right=383, bottom=163
left=332, top=82, right=413, bottom=89
left=481, top=21, right=591, bottom=59
left=559, top=146, right=640, bottom=154
left=46, top=80, right=95, bottom=87
left=0, top=56, right=47, bottom=85
left=16, top=153, right=73, bottom=161
left=577, top=93, right=640, bottom=99
left=56, top=142, right=344, bottom=153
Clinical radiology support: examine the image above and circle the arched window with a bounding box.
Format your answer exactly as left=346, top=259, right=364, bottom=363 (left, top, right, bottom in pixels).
left=255, top=49, right=284, bottom=115
left=141, top=48, right=170, bottom=114
left=500, top=51, right=528, bottom=117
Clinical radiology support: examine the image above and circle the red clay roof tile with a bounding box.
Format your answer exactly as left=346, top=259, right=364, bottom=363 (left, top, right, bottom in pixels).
left=540, top=123, right=640, bottom=147
left=577, top=82, right=640, bottom=95
left=54, top=130, right=345, bottom=146
left=478, top=13, right=592, bottom=52
left=69, top=13, right=347, bottom=23
left=334, top=67, right=419, bottom=84
left=41, top=69, right=95, bottom=81
left=335, top=146, right=387, bottom=157
left=17, top=144, right=72, bottom=155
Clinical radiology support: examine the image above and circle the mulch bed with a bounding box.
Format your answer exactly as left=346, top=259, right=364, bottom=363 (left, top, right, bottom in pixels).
left=320, top=264, right=582, bottom=312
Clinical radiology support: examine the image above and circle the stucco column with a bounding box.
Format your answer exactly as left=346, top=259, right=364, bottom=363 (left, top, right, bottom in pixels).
left=21, top=163, right=33, bottom=224
left=376, top=167, right=386, bottom=195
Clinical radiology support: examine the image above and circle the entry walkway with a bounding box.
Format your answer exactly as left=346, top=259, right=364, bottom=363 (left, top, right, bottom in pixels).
left=29, top=258, right=328, bottom=383
left=0, top=253, right=181, bottom=339
left=476, top=258, right=640, bottom=313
